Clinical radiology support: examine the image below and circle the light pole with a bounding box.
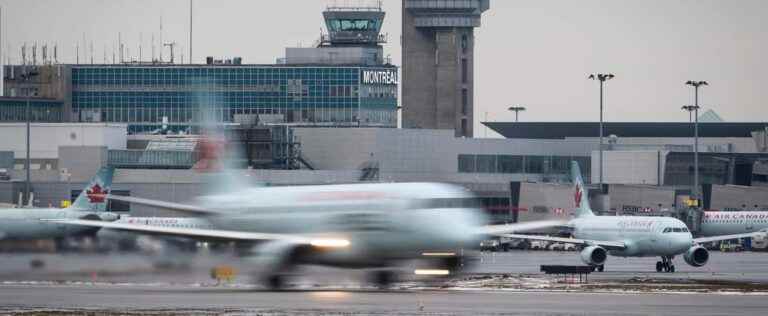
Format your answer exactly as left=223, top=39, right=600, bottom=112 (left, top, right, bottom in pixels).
left=681, top=105, right=700, bottom=194
left=685, top=80, right=707, bottom=206
left=23, top=63, right=31, bottom=206
left=508, top=106, right=526, bottom=122
left=588, top=73, right=614, bottom=188
left=681, top=105, right=697, bottom=123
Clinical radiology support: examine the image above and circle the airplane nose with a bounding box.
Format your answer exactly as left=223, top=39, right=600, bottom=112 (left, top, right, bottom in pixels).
left=676, top=234, right=694, bottom=252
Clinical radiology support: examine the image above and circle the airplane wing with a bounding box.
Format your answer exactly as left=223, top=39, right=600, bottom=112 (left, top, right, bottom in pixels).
left=693, top=232, right=765, bottom=244
left=500, top=233, right=626, bottom=250
left=107, top=195, right=216, bottom=216
left=480, top=219, right=569, bottom=236
left=51, top=219, right=344, bottom=246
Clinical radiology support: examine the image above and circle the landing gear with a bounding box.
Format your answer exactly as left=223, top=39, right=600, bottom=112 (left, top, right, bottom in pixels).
left=596, top=264, right=605, bottom=272
left=264, top=274, right=286, bottom=290
left=370, top=270, right=396, bottom=289
left=656, top=256, right=675, bottom=273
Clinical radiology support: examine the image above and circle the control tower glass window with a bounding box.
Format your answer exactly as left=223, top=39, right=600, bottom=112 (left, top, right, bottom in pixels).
left=329, top=19, right=379, bottom=32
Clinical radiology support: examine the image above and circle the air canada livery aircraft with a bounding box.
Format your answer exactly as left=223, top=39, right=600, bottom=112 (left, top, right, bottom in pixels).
left=504, top=162, right=764, bottom=273
left=700, top=211, right=768, bottom=237
left=55, top=152, right=562, bottom=288
left=0, top=167, right=118, bottom=241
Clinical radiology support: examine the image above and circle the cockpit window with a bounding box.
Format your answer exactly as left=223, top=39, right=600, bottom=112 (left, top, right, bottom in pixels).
left=664, top=227, right=689, bottom=233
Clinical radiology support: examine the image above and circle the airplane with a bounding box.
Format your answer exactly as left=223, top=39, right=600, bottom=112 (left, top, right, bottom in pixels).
left=699, top=210, right=768, bottom=237
left=53, top=174, right=563, bottom=288
left=0, top=167, right=119, bottom=241
left=502, top=161, right=763, bottom=273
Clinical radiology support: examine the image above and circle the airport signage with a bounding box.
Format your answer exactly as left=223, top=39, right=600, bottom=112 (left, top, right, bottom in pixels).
left=361, top=69, right=398, bottom=85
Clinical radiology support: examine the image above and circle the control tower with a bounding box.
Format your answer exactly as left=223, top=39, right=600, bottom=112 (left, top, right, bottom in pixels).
left=402, top=0, right=489, bottom=137
left=284, top=4, right=388, bottom=65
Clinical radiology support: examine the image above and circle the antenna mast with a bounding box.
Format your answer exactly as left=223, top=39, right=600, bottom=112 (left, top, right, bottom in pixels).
left=159, top=16, right=163, bottom=63
left=163, top=42, right=177, bottom=64
left=189, top=0, right=193, bottom=64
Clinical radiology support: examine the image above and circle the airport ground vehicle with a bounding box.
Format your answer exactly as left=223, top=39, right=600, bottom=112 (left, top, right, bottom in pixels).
left=752, top=234, right=768, bottom=251
left=479, top=237, right=535, bottom=251
left=479, top=239, right=502, bottom=252
left=548, top=242, right=576, bottom=251
left=529, top=240, right=549, bottom=250
left=719, top=241, right=744, bottom=252
left=0, top=169, right=10, bottom=181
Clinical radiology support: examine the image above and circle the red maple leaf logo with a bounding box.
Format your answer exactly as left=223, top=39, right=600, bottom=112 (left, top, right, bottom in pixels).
left=574, top=184, right=583, bottom=208
left=86, top=184, right=108, bottom=203
left=193, top=137, right=224, bottom=173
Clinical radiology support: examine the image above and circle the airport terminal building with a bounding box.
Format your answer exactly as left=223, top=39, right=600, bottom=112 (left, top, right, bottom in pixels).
left=69, top=63, right=397, bottom=134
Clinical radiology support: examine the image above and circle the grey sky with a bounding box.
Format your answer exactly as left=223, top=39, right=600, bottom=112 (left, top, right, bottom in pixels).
left=1, top=0, right=766, bottom=137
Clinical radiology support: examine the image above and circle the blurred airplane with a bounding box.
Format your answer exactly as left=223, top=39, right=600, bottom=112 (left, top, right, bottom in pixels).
left=54, top=139, right=562, bottom=289
left=503, top=161, right=763, bottom=273
left=0, top=167, right=118, bottom=241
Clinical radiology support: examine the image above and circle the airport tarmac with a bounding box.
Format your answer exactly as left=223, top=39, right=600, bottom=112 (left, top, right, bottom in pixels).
left=2, top=284, right=768, bottom=316
left=1, top=251, right=767, bottom=315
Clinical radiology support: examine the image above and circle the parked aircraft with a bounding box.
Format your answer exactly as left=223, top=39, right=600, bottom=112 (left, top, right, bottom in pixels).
left=700, top=211, right=768, bottom=237
left=0, top=167, right=118, bottom=241
left=503, top=162, right=761, bottom=273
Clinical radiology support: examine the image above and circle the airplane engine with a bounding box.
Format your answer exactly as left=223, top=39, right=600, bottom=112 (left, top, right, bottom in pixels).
left=580, top=245, right=607, bottom=266
left=683, top=245, right=709, bottom=267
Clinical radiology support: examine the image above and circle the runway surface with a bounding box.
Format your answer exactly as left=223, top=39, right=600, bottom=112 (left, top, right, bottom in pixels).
left=1, top=250, right=767, bottom=315
left=2, top=284, right=768, bottom=315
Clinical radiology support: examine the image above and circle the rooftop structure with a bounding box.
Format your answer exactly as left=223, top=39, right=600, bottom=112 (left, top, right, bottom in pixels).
left=284, top=4, right=391, bottom=66
left=485, top=122, right=768, bottom=139
left=402, top=0, right=490, bottom=137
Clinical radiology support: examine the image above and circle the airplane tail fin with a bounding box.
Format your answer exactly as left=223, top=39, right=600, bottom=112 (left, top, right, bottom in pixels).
left=68, top=166, right=114, bottom=212
left=571, top=161, right=595, bottom=218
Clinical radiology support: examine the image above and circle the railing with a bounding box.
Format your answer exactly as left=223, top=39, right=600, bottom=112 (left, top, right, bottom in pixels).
left=108, top=150, right=198, bottom=169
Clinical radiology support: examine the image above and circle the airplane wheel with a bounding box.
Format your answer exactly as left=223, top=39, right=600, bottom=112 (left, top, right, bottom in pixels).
left=669, top=265, right=675, bottom=273
left=656, top=261, right=663, bottom=272
left=597, top=265, right=605, bottom=272
left=371, top=270, right=396, bottom=289
left=265, top=274, right=285, bottom=290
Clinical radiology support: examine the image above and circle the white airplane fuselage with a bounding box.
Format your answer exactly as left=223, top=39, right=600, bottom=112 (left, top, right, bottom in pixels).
left=0, top=208, right=106, bottom=240
left=700, top=211, right=768, bottom=237
left=193, top=182, right=486, bottom=267
left=572, top=216, right=693, bottom=257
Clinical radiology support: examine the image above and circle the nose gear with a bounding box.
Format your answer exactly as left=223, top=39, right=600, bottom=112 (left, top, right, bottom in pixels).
left=655, top=255, right=675, bottom=273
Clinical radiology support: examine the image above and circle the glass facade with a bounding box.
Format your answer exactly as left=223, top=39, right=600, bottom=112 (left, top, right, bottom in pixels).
left=664, top=154, right=730, bottom=186
left=0, top=98, right=63, bottom=122
left=458, top=154, right=591, bottom=182
left=71, top=65, right=397, bottom=134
